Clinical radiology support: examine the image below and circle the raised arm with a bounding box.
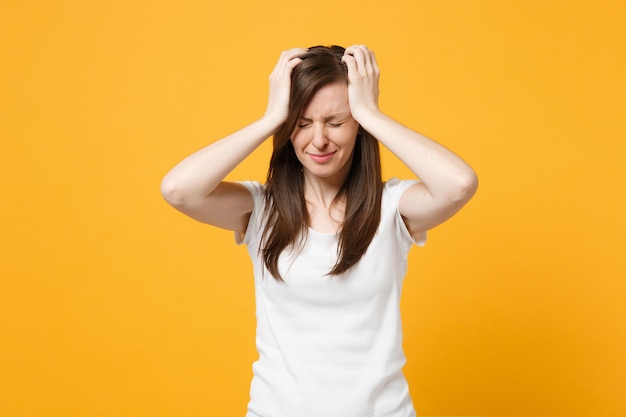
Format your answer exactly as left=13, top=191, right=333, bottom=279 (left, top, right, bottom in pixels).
left=342, top=45, right=478, bottom=238
left=160, top=48, right=307, bottom=233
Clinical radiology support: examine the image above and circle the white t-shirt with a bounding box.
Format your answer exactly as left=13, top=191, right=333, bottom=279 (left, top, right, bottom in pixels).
left=238, top=178, right=425, bottom=417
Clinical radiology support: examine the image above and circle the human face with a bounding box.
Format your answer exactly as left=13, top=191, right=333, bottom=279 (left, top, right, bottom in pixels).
left=290, top=82, right=360, bottom=184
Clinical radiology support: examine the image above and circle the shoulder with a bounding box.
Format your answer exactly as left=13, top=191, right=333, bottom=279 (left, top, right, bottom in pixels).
left=382, top=178, right=427, bottom=246
left=238, top=180, right=267, bottom=210
left=236, top=181, right=267, bottom=245
left=383, top=178, right=420, bottom=205
left=239, top=180, right=265, bottom=197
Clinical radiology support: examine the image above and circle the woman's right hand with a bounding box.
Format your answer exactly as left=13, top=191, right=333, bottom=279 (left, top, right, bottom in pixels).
left=161, top=48, right=308, bottom=231
left=263, top=48, right=308, bottom=125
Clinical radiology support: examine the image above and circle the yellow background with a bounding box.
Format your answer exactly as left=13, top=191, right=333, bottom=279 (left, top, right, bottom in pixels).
left=1, top=0, right=624, bottom=416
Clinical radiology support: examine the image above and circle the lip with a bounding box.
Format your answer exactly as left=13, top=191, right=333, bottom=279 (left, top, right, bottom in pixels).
left=308, top=151, right=336, bottom=163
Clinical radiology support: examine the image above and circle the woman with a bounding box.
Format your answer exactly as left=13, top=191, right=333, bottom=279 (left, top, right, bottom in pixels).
left=161, top=45, right=477, bottom=417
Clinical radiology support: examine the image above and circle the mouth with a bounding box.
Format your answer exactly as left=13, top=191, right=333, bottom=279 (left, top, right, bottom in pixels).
left=308, top=151, right=336, bottom=163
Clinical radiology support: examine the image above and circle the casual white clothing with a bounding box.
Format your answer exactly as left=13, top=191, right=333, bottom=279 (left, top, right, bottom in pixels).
left=238, top=178, right=425, bottom=417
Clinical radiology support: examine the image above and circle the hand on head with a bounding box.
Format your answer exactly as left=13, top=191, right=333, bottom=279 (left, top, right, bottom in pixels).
left=341, top=45, right=381, bottom=121
left=264, top=48, right=308, bottom=125
left=264, top=45, right=381, bottom=128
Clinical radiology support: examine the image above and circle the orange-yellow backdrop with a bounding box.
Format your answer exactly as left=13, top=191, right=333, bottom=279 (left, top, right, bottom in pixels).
left=1, top=1, right=624, bottom=416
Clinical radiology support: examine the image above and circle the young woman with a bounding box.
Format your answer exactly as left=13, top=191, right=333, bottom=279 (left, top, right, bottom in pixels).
left=161, top=45, right=478, bottom=417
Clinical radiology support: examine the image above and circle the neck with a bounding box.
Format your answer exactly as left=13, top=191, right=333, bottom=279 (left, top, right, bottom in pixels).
left=303, top=175, right=347, bottom=233
left=303, top=173, right=347, bottom=210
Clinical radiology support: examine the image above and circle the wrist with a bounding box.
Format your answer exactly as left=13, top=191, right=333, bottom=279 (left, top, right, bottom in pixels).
left=352, top=107, right=385, bottom=128
left=260, top=111, right=286, bottom=130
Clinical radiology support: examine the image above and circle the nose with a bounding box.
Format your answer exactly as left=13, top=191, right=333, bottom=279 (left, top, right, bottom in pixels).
left=311, top=123, right=328, bottom=149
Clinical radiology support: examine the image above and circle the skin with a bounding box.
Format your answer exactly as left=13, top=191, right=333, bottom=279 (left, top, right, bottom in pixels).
left=161, top=45, right=478, bottom=242
left=291, top=82, right=359, bottom=186
left=290, top=81, right=360, bottom=233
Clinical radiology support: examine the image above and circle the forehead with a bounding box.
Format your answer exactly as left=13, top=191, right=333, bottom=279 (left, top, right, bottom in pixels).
left=301, top=82, right=349, bottom=117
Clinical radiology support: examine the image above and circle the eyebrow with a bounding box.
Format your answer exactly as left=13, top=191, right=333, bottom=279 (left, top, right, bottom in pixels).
left=298, top=113, right=349, bottom=122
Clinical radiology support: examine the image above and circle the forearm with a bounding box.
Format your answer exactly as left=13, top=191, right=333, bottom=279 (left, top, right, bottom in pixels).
left=160, top=115, right=280, bottom=206
left=361, top=110, right=478, bottom=201
left=161, top=48, right=306, bottom=218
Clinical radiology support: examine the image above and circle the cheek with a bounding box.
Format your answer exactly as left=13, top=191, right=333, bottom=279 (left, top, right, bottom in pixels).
left=335, top=128, right=359, bottom=148
left=289, top=133, right=301, bottom=153
left=289, top=131, right=304, bottom=147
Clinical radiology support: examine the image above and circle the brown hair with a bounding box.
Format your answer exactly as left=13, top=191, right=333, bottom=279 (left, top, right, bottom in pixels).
left=262, top=45, right=383, bottom=280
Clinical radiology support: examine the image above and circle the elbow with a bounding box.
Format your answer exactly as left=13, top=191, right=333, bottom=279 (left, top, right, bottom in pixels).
left=451, top=169, right=478, bottom=204
left=160, top=175, right=187, bottom=208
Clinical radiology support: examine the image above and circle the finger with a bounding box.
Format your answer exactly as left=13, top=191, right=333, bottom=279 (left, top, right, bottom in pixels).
left=344, top=44, right=368, bottom=55
left=343, top=45, right=365, bottom=72
left=341, top=53, right=358, bottom=80
left=275, top=48, right=307, bottom=70
left=357, top=46, right=378, bottom=74
left=366, top=49, right=379, bottom=74
left=280, top=47, right=308, bottom=60
left=286, top=50, right=306, bottom=66
left=271, top=48, right=307, bottom=79
left=343, top=45, right=375, bottom=75
left=288, top=48, right=308, bottom=62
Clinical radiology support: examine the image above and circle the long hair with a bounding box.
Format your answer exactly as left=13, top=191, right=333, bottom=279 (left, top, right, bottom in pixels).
left=262, top=45, right=383, bottom=281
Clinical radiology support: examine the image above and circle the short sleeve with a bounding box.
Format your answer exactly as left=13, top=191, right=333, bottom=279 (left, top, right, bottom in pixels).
left=384, top=178, right=427, bottom=247
left=236, top=181, right=265, bottom=246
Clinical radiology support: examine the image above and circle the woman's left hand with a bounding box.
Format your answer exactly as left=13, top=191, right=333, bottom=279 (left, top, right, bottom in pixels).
left=341, top=45, right=381, bottom=122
